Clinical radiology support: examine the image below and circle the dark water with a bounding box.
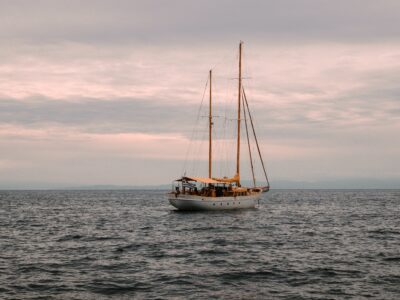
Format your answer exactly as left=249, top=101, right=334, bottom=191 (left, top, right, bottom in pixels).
left=1, top=189, right=400, bottom=299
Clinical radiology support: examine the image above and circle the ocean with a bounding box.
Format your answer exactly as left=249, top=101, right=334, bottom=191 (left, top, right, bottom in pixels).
left=1, top=189, right=399, bottom=299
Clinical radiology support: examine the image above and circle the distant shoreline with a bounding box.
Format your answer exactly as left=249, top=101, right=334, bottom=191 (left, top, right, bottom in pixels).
left=1, top=179, right=399, bottom=191
left=0, top=188, right=399, bottom=191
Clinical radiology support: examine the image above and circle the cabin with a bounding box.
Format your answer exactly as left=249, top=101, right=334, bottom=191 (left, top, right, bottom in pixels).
left=172, top=176, right=255, bottom=198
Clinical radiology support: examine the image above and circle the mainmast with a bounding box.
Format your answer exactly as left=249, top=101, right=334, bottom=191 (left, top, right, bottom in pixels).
left=208, top=69, right=212, bottom=178
left=236, top=41, right=243, bottom=185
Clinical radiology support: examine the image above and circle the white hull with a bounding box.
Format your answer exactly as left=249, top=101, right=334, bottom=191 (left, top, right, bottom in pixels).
left=167, top=193, right=262, bottom=211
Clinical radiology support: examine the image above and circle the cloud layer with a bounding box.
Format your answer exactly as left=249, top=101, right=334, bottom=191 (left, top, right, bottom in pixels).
left=2, top=1, right=400, bottom=44
left=1, top=1, right=399, bottom=187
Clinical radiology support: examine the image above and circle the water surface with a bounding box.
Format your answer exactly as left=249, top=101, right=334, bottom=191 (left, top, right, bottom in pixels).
left=1, top=189, right=399, bottom=299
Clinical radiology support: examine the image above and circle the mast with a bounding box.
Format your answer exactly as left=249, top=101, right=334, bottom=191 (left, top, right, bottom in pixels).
left=208, top=69, right=212, bottom=178
left=236, top=41, right=243, bottom=185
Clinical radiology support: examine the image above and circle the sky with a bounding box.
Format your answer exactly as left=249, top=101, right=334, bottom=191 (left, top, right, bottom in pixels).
left=1, top=0, right=400, bottom=188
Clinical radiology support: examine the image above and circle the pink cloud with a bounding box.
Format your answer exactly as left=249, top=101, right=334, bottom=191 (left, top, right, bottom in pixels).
left=1, top=42, right=400, bottom=185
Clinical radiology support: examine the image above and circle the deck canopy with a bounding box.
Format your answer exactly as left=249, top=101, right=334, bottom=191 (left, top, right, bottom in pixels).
left=176, top=176, right=231, bottom=184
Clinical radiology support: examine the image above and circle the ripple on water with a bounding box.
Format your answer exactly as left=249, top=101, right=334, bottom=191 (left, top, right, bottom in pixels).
left=0, top=189, right=399, bottom=299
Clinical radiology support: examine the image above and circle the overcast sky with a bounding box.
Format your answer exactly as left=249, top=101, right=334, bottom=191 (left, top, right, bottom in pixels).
left=1, top=0, right=399, bottom=188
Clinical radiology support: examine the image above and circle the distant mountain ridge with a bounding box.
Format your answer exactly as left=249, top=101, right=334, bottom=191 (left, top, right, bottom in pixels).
left=67, top=179, right=399, bottom=190
left=0, top=178, right=399, bottom=190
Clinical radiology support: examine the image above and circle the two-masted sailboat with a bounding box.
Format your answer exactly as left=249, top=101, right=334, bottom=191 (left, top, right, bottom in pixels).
left=168, top=42, right=270, bottom=210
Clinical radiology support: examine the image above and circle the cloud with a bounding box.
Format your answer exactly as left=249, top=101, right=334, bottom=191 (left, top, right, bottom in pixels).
left=1, top=1, right=400, bottom=187
left=0, top=124, right=190, bottom=185
left=0, top=96, right=197, bottom=135
left=1, top=1, right=400, bottom=45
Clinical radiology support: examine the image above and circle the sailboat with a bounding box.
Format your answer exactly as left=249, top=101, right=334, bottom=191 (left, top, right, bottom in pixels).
left=168, top=42, right=270, bottom=210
